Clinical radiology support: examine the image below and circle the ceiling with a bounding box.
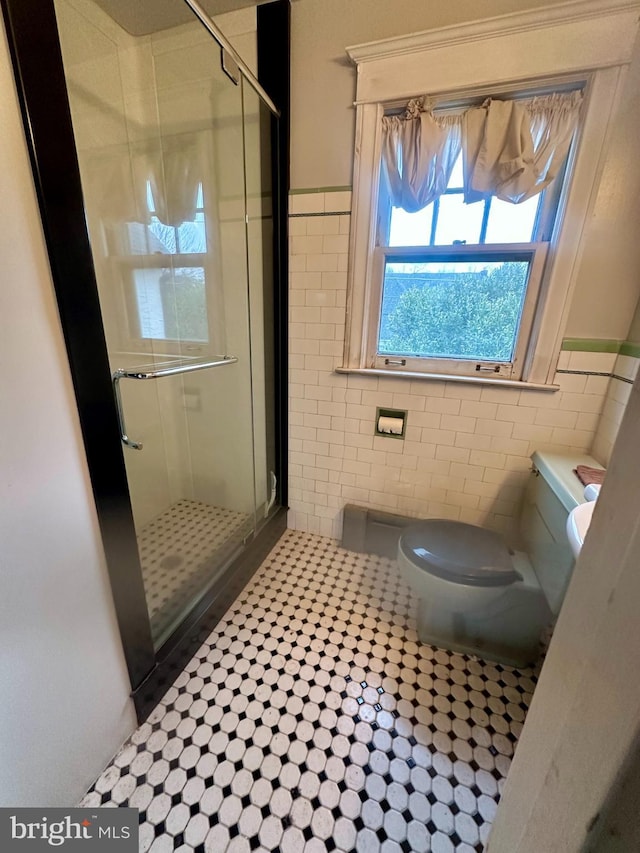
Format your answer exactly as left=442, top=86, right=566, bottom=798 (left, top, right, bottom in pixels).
left=92, top=0, right=272, bottom=36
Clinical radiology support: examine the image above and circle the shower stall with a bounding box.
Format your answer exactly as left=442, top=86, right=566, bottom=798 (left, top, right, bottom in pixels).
left=2, top=0, right=289, bottom=715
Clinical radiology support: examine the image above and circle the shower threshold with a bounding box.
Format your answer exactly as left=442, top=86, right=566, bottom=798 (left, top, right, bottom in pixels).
left=137, top=499, right=253, bottom=646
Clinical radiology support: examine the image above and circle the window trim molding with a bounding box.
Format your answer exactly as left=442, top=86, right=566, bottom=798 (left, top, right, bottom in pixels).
left=346, top=0, right=639, bottom=98
left=342, top=0, right=640, bottom=385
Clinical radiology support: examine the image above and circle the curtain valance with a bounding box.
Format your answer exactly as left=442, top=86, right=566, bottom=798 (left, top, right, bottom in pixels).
left=381, top=98, right=461, bottom=213
left=381, top=90, right=583, bottom=212
left=81, top=133, right=205, bottom=228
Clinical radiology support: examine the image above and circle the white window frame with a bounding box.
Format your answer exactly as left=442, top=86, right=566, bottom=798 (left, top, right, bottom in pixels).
left=341, top=0, right=640, bottom=386
left=370, top=243, right=548, bottom=380
left=99, top=166, right=226, bottom=359
left=117, top=253, right=210, bottom=347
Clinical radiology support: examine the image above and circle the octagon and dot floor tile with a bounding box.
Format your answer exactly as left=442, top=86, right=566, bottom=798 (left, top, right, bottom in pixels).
left=361, top=798, right=384, bottom=830
left=204, top=825, right=230, bottom=851
left=79, top=530, right=540, bottom=852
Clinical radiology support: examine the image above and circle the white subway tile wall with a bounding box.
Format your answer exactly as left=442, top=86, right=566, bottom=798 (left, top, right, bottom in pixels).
left=288, top=191, right=626, bottom=543
left=592, top=354, right=639, bottom=465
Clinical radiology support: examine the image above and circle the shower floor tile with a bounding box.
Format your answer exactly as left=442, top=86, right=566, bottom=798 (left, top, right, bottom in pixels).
left=82, top=529, right=539, bottom=852
left=139, top=499, right=253, bottom=643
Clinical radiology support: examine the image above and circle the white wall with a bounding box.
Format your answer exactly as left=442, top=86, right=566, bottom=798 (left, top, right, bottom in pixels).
left=564, top=44, right=640, bottom=340
left=289, top=0, right=640, bottom=344
left=287, top=190, right=614, bottom=542
left=592, top=297, right=640, bottom=464
left=486, top=367, right=640, bottom=852
left=591, top=352, right=639, bottom=464
left=583, top=733, right=640, bottom=850
left=289, top=0, right=572, bottom=190
left=286, top=0, right=640, bottom=540
left=0, top=20, right=136, bottom=806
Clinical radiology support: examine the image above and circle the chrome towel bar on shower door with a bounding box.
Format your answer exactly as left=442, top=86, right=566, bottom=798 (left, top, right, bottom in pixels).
left=112, top=355, right=238, bottom=450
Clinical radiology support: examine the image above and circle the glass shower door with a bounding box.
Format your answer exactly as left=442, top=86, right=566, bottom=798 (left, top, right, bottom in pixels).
left=54, top=0, right=259, bottom=646
left=243, top=82, right=279, bottom=532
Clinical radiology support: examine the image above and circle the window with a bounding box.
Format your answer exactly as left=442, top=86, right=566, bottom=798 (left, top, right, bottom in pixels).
left=116, top=182, right=211, bottom=348
left=342, top=1, right=638, bottom=386
left=363, top=91, right=579, bottom=380
left=371, top=122, right=561, bottom=378
left=385, top=154, right=544, bottom=248
left=88, top=134, right=218, bottom=355
left=377, top=250, right=542, bottom=367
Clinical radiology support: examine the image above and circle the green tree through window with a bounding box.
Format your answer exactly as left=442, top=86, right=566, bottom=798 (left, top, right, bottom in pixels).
left=379, top=261, right=529, bottom=361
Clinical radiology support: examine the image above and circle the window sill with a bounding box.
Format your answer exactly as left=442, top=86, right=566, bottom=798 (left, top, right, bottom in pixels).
left=335, top=366, right=559, bottom=391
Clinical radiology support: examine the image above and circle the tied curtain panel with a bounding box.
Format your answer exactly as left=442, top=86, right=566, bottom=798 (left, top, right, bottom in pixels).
left=381, top=99, right=461, bottom=213
left=82, top=133, right=205, bottom=228
left=381, top=90, right=583, bottom=212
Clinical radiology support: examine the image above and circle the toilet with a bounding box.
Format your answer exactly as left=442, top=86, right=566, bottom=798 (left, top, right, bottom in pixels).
left=396, top=450, right=604, bottom=666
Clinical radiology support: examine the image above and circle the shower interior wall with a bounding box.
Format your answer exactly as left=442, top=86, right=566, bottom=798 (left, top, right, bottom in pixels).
left=56, top=0, right=267, bottom=531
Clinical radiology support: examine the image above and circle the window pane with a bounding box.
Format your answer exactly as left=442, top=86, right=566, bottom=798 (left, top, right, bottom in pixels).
left=434, top=194, right=484, bottom=245
left=148, top=218, right=177, bottom=254
left=485, top=195, right=540, bottom=243
left=378, top=259, right=530, bottom=361
left=176, top=217, right=207, bottom=253
left=389, top=205, right=433, bottom=246
left=133, top=266, right=208, bottom=342
left=123, top=222, right=154, bottom=255
left=447, top=152, right=464, bottom=188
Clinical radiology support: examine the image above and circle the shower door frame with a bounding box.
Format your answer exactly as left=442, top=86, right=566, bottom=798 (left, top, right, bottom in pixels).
left=1, top=0, right=290, bottom=721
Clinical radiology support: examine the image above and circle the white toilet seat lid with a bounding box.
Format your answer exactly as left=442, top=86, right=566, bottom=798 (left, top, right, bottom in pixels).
left=399, top=520, right=522, bottom=587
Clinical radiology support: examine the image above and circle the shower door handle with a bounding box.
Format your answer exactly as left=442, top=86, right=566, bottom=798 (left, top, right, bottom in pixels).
left=265, top=470, right=277, bottom=516
left=112, top=355, right=238, bottom=450
left=113, top=373, right=143, bottom=450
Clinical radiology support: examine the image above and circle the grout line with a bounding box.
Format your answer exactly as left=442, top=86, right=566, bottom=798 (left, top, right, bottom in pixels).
left=611, top=374, right=636, bottom=385
left=556, top=369, right=611, bottom=377
left=289, top=186, right=352, bottom=195
left=289, top=210, right=351, bottom=218
left=556, top=369, right=634, bottom=384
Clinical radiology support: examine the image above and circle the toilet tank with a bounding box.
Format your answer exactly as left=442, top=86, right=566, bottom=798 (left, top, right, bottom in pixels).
left=520, top=450, right=602, bottom=617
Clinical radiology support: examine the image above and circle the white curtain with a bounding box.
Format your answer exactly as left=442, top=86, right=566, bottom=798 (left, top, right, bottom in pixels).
left=381, top=90, right=583, bottom=212
left=148, top=135, right=201, bottom=227
left=83, top=144, right=151, bottom=225
left=381, top=98, right=462, bottom=213
left=463, top=91, right=583, bottom=204
left=82, top=133, right=203, bottom=227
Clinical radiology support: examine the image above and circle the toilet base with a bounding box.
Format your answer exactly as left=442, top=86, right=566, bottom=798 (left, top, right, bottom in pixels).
left=415, top=553, right=552, bottom=667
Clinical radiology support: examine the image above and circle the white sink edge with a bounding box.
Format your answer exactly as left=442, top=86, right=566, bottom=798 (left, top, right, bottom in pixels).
left=567, top=500, right=596, bottom=558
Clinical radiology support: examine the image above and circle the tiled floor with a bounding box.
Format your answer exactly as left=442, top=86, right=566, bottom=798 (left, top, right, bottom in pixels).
left=82, top=530, right=539, bottom=852
left=139, top=500, right=252, bottom=643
